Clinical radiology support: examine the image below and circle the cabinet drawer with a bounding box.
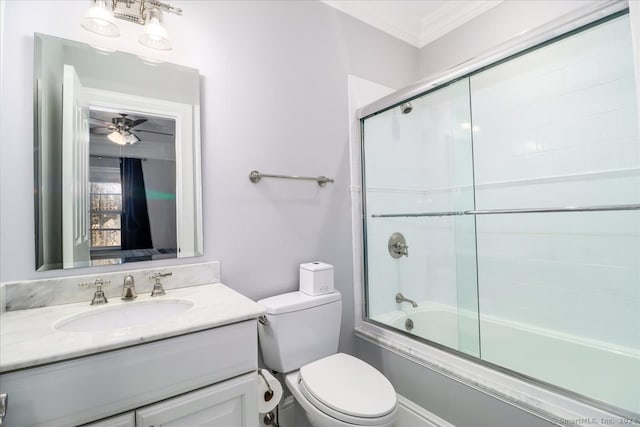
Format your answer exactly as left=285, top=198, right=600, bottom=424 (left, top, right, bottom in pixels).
left=0, top=321, right=257, bottom=426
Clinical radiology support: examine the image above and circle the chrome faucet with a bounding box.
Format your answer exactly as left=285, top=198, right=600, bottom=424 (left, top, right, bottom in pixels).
left=149, top=272, right=172, bottom=296
left=395, top=292, right=418, bottom=308
left=121, top=275, right=137, bottom=300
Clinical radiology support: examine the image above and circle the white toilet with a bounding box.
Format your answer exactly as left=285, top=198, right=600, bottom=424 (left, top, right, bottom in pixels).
left=257, top=290, right=398, bottom=427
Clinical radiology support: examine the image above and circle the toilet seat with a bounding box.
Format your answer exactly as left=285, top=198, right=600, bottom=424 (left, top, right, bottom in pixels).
left=297, top=353, right=397, bottom=425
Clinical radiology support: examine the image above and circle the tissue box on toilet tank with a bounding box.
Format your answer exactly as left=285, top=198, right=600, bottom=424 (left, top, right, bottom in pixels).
left=299, top=262, right=334, bottom=295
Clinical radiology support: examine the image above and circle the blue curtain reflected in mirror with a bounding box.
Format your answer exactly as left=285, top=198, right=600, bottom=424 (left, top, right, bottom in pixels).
left=120, top=157, right=153, bottom=260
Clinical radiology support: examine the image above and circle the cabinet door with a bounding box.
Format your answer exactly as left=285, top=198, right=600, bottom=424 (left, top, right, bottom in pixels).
left=0, top=322, right=257, bottom=427
left=82, top=412, right=135, bottom=427
left=136, top=372, right=257, bottom=427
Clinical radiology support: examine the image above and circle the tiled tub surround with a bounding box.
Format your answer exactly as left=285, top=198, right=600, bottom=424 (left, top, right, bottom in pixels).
left=1, top=261, right=220, bottom=312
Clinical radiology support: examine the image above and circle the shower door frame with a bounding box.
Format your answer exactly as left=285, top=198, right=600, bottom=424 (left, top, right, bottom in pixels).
left=352, top=0, right=639, bottom=424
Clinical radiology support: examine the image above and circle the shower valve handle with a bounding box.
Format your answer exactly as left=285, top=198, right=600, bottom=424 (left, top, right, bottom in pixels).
left=392, top=241, right=409, bottom=257
left=388, top=232, right=409, bottom=258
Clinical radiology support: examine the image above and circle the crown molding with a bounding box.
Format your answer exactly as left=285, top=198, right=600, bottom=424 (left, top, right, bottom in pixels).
left=322, top=0, right=423, bottom=47
left=419, top=1, right=503, bottom=46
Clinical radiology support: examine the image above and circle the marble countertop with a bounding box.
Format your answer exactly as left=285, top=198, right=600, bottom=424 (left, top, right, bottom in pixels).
left=0, top=283, right=265, bottom=372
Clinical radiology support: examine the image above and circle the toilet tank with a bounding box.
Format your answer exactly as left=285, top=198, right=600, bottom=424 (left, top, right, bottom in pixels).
left=257, top=291, right=342, bottom=373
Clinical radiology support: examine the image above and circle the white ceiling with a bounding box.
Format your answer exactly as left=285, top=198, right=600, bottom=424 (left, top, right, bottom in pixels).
left=89, top=109, right=176, bottom=161
left=322, top=0, right=503, bottom=48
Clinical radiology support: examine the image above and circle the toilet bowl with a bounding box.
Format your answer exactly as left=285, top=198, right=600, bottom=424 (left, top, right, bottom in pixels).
left=257, top=291, right=398, bottom=427
left=285, top=353, right=397, bottom=427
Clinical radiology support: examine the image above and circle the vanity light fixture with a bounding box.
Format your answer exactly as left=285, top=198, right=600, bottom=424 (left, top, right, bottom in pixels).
left=81, top=0, right=182, bottom=50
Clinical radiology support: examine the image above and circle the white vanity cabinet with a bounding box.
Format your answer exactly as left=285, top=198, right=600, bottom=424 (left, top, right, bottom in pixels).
left=84, top=373, right=256, bottom=427
left=0, top=320, right=259, bottom=427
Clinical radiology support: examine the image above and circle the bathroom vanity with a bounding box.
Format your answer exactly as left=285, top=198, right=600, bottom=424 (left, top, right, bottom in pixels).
left=0, top=283, right=265, bottom=426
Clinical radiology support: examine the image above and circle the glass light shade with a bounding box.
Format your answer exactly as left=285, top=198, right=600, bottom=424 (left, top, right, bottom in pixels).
left=107, top=131, right=139, bottom=145
left=107, top=131, right=126, bottom=145
left=81, top=0, right=120, bottom=37
left=123, top=132, right=140, bottom=144
left=138, top=9, right=172, bottom=50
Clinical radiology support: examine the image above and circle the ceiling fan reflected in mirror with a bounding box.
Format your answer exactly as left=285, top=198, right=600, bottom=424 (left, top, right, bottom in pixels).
left=90, top=113, right=174, bottom=145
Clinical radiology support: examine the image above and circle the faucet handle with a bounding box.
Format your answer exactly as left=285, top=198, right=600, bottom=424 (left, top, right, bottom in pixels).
left=94, top=278, right=109, bottom=290
left=148, top=272, right=172, bottom=297
left=393, top=241, right=409, bottom=257
left=78, top=279, right=110, bottom=305
left=388, top=232, right=409, bottom=258
left=150, top=272, right=173, bottom=280
left=78, top=278, right=110, bottom=290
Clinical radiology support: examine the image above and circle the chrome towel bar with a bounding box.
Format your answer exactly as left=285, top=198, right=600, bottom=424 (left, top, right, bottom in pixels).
left=249, top=170, right=334, bottom=187
left=371, top=203, right=640, bottom=218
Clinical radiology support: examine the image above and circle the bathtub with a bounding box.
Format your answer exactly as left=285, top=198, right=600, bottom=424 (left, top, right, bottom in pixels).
left=371, top=304, right=640, bottom=414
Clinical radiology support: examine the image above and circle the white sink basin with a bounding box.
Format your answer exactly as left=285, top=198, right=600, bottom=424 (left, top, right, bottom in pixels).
left=55, top=299, right=194, bottom=332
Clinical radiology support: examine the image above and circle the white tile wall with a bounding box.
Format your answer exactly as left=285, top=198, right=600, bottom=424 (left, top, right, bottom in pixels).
left=469, top=15, right=640, bottom=351
left=472, top=17, right=639, bottom=203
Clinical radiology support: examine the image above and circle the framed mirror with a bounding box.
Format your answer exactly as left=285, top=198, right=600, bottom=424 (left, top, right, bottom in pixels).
left=34, top=33, right=202, bottom=271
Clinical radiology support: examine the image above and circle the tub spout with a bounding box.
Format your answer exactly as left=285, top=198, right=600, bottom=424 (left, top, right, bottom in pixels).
left=395, top=293, right=418, bottom=308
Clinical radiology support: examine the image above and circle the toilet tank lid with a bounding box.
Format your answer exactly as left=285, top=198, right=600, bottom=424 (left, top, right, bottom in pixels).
left=258, top=291, right=341, bottom=315
left=300, top=261, right=334, bottom=271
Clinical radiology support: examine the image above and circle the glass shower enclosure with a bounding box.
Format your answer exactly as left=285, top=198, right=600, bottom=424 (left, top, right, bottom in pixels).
left=360, top=11, right=639, bottom=416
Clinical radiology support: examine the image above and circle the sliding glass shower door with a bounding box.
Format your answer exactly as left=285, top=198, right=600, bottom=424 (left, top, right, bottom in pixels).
left=362, top=78, right=480, bottom=356
left=361, top=10, right=639, bottom=415
left=469, top=12, right=640, bottom=412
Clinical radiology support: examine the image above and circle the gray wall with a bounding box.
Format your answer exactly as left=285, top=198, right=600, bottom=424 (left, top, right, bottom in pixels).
left=356, top=339, right=557, bottom=427
left=0, top=1, right=418, bottom=357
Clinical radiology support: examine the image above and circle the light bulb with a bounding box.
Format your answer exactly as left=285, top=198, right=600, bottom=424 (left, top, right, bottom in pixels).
left=138, top=8, right=172, bottom=50
left=81, top=0, right=120, bottom=37
left=123, top=132, right=140, bottom=144
left=108, top=131, right=139, bottom=145
left=107, top=131, right=126, bottom=145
